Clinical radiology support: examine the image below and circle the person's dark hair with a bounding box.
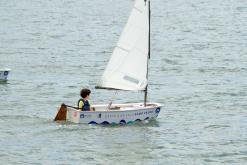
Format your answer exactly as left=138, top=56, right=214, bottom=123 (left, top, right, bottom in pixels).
left=80, top=88, right=91, bottom=98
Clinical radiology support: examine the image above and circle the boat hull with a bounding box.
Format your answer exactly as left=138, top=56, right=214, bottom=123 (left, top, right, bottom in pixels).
left=0, top=69, right=10, bottom=81
left=66, top=103, right=162, bottom=124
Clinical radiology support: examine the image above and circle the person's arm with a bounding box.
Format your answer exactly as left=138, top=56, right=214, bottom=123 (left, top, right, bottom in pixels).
left=78, top=100, right=84, bottom=110
left=91, top=107, right=95, bottom=111
left=89, top=101, right=95, bottom=111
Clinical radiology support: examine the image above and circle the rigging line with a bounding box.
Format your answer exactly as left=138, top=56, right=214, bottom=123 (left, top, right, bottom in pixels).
left=107, top=90, right=118, bottom=110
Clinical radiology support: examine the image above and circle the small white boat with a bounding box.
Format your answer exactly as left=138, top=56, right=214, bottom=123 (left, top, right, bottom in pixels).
left=55, top=0, right=163, bottom=124
left=66, top=103, right=162, bottom=124
left=0, top=68, right=11, bottom=81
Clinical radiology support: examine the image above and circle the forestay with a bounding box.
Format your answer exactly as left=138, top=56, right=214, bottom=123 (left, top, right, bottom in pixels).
left=96, top=0, right=150, bottom=91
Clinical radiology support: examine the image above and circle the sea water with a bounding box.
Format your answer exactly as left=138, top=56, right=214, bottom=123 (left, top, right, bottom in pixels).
left=0, top=0, right=247, bottom=164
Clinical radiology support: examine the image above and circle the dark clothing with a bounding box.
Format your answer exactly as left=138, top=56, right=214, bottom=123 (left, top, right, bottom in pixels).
left=78, top=99, right=90, bottom=111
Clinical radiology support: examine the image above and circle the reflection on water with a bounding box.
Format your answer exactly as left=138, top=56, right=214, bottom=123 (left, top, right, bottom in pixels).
left=0, top=80, right=8, bottom=84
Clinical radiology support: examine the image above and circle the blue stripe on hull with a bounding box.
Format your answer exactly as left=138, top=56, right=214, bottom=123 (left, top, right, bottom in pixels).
left=87, top=118, right=153, bottom=125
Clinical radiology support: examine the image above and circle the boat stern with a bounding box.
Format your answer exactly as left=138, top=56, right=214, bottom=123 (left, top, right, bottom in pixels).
left=0, top=68, right=11, bottom=81
left=67, top=108, right=81, bottom=123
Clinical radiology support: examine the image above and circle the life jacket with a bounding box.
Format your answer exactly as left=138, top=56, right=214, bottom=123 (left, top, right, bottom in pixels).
left=78, top=99, right=90, bottom=111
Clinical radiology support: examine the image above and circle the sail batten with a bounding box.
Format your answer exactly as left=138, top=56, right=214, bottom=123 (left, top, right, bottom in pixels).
left=116, top=46, right=130, bottom=53
left=96, top=0, right=149, bottom=91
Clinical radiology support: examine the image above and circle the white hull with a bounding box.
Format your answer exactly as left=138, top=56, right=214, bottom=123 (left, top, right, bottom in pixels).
left=66, top=102, right=162, bottom=124
left=0, top=68, right=10, bottom=81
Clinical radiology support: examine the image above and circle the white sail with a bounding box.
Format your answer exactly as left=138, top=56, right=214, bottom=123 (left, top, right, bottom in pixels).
left=96, top=0, right=150, bottom=91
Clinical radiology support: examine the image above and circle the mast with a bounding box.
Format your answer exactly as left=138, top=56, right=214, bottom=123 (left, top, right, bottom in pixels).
left=144, top=0, right=150, bottom=106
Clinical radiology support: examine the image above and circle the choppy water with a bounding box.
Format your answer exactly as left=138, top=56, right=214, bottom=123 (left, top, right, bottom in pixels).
left=1, top=0, right=247, bottom=164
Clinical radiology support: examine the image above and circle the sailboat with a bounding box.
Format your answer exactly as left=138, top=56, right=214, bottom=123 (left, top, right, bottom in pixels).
left=0, top=68, right=11, bottom=81
left=55, top=0, right=163, bottom=124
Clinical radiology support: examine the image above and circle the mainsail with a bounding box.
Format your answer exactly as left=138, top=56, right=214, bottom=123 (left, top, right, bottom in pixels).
left=96, top=0, right=150, bottom=91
